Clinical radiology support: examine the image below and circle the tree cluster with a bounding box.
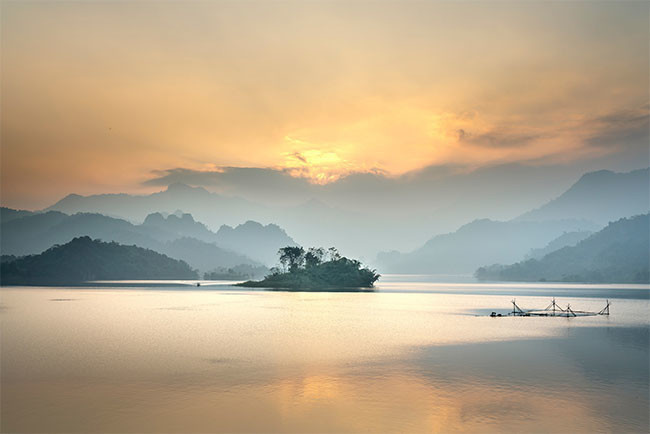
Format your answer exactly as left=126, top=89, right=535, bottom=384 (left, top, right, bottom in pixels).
left=239, top=246, right=380, bottom=289
left=276, top=246, right=342, bottom=273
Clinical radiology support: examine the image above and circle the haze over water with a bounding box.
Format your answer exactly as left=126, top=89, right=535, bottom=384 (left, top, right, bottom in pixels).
left=2, top=278, right=648, bottom=433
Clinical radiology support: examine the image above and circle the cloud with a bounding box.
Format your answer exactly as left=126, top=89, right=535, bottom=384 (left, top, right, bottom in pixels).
left=140, top=103, right=648, bottom=207
left=2, top=1, right=648, bottom=209
left=460, top=129, right=543, bottom=149
left=585, top=105, right=649, bottom=149
left=144, top=166, right=319, bottom=205
left=145, top=166, right=308, bottom=189
left=287, top=152, right=307, bottom=164
left=140, top=161, right=561, bottom=209
left=146, top=167, right=225, bottom=187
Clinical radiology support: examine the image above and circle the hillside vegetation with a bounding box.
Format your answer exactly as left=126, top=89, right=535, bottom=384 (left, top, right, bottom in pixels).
left=525, top=230, right=593, bottom=260
left=1, top=236, right=198, bottom=285
left=475, top=215, right=649, bottom=283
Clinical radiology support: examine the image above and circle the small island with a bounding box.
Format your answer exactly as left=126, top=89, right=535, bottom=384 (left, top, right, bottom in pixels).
left=238, top=246, right=380, bottom=290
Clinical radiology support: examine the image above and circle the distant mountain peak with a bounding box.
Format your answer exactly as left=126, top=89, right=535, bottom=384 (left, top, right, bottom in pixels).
left=580, top=168, right=613, bottom=177
left=141, top=211, right=208, bottom=240
left=168, top=213, right=196, bottom=223
left=164, top=183, right=209, bottom=194
left=51, top=193, right=83, bottom=207
left=215, top=219, right=297, bottom=265
left=240, top=220, right=264, bottom=229
left=143, top=212, right=165, bottom=225
left=517, top=167, right=649, bottom=224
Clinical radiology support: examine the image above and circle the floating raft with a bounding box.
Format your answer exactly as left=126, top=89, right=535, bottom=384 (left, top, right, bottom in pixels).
left=490, top=298, right=610, bottom=318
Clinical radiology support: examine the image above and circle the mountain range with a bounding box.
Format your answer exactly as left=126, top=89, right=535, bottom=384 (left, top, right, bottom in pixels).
left=376, top=219, right=600, bottom=274
left=376, top=168, right=649, bottom=274
left=2, top=166, right=648, bottom=281
left=38, top=167, right=650, bottom=261
left=476, top=214, right=649, bottom=283
left=0, top=210, right=295, bottom=272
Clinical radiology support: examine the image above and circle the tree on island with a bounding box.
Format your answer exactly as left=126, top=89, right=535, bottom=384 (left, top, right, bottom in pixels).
left=239, top=246, right=380, bottom=289
left=278, top=246, right=306, bottom=272
left=305, top=247, right=325, bottom=268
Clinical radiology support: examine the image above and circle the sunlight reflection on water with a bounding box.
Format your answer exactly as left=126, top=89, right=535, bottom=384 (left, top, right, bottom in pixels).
left=1, top=280, right=648, bottom=433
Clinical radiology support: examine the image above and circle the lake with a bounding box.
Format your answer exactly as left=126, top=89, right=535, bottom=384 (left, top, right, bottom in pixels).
left=1, top=276, right=648, bottom=433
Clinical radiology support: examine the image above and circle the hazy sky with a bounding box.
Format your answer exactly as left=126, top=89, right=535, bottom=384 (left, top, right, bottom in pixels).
left=2, top=1, right=648, bottom=209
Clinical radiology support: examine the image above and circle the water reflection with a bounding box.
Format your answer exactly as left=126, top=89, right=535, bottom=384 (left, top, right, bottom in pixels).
left=1, top=284, right=648, bottom=433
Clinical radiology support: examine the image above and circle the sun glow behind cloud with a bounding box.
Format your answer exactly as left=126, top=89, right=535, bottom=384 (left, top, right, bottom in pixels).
left=282, top=138, right=353, bottom=184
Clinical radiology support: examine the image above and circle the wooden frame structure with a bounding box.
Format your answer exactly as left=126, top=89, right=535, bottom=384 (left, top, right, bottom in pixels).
left=501, top=298, right=611, bottom=317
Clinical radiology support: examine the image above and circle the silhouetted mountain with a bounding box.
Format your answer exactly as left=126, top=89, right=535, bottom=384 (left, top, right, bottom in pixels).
left=215, top=220, right=297, bottom=265
left=476, top=215, right=650, bottom=283
left=376, top=219, right=599, bottom=274
left=0, top=207, right=34, bottom=223
left=517, top=168, right=649, bottom=224
left=0, top=236, right=198, bottom=285
left=0, top=211, right=259, bottom=272
left=525, top=230, right=594, bottom=260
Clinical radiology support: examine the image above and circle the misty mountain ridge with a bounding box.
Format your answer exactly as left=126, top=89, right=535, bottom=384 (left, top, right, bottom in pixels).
left=0, top=207, right=35, bottom=223
left=376, top=218, right=600, bottom=274
left=0, top=210, right=295, bottom=271
left=162, top=237, right=256, bottom=273
left=2, top=211, right=162, bottom=257
left=216, top=220, right=297, bottom=265
left=476, top=214, right=650, bottom=283
left=47, top=183, right=267, bottom=228
left=10, top=166, right=650, bottom=265
left=517, top=168, right=649, bottom=224
left=41, top=164, right=640, bottom=258
left=375, top=167, right=649, bottom=274
left=141, top=212, right=218, bottom=242
left=525, top=230, right=594, bottom=260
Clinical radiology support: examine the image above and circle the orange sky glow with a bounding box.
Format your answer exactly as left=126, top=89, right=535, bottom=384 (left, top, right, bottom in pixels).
left=1, top=1, right=648, bottom=208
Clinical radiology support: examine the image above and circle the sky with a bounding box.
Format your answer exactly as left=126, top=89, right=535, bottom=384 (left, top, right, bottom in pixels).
left=1, top=1, right=649, bottom=210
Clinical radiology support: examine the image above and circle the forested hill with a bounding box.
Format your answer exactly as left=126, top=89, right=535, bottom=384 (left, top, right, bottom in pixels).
left=0, top=236, right=198, bottom=285
left=475, top=214, right=650, bottom=283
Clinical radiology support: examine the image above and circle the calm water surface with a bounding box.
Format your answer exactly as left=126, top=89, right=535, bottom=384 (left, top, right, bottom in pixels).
left=1, top=277, right=648, bottom=433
